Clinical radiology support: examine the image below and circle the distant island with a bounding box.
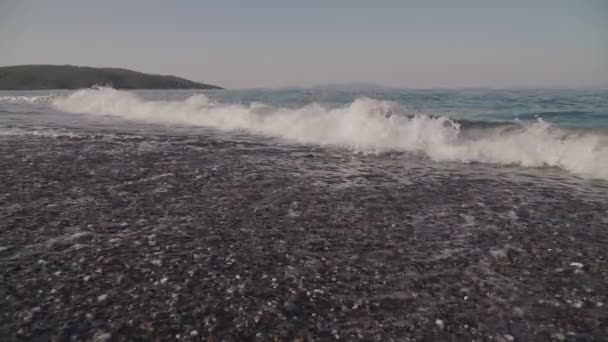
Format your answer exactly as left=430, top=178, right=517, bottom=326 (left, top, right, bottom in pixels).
left=0, top=65, right=223, bottom=90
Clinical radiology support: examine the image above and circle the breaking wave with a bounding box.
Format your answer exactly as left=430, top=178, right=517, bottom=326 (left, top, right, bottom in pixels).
left=0, top=95, right=57, bottom=104
left=0, top=127, right=82, bottom=138
left=52, top=88, right=608, bottom=179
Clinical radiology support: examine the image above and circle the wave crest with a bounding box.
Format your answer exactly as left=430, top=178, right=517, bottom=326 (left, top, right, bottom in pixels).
left=0, top=95, right=57, bottom=103
left=52, top=88, right=608, bottom=179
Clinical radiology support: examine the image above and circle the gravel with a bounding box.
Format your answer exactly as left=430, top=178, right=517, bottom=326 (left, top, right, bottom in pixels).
left=1, top=131, right=607, bottom=341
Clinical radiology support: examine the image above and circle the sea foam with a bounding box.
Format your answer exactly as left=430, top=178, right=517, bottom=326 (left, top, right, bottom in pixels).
left=0, top=95, right=57, bottom=104
left=52, top=88, right=608, bottom=179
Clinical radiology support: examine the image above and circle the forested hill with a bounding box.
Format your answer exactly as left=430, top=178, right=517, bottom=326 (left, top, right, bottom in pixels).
left=0, top=65, right=223, bottom=90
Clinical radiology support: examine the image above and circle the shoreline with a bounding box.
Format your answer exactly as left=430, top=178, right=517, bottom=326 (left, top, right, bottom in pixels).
left=1, top=131, right=606, bottom=340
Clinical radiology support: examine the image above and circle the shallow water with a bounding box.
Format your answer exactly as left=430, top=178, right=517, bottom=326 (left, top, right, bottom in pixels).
left=2, top=87, right=608, bottom=179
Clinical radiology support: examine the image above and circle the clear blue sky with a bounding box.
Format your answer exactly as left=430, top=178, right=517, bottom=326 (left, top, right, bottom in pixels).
left=1, top=0, right=607, bottom=89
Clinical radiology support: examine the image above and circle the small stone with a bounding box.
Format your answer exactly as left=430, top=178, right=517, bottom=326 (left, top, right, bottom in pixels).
left=331, top=329, right=340, bottom=340
left=490, top=248, right=507, bottom=259
left=551, top=332, right=565, bottom=341
left=160, top=277, right=168, bottom=284
left=21, top=310, right=34, bottom=323
left=190, top=330, right=199, bottom=337
left=83, top=275, right=91, bottom=282
left=97, top=294, right=108, bottom=302
left=569, top=262, right=584, bottom=268
left=504, top=334, right=515, bottom=341
left=596, top=301, right=604, bottom=307
left=283, top=301, right=298, bottom=313
left=93, top=332, right=112, bottom=342
left=435, top=319, right=444, bottom=329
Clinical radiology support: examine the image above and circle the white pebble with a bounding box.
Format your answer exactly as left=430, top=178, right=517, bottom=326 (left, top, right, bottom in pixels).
left=190, top=330, right=198, bottom=336
left=160, top=277, right=168, bottom=284
left=97, top=294, right=108, bottom=302
left=435, top=319, right=444, bottom=329
left=569, top=262, right=584, bottom=268
left=504, top=334, right=515, bottom=341
left=94, top=333, right=112, bottom=342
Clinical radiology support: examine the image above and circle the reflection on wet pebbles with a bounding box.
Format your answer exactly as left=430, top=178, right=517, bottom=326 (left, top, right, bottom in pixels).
left=1, top=130, right=607, bottom=341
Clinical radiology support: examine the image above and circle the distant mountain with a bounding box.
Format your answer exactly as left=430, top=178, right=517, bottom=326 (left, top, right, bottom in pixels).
left=307, top=82, right=402, bottom=92
left=0, top=65, right=223, bottom=90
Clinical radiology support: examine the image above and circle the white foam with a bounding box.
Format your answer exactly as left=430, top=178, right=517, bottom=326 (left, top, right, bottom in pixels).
left=0, top=95, right=57, bottom=103
left=52, top=88, right=608, bottom=179
left=0, top=127, right=81, bottom=138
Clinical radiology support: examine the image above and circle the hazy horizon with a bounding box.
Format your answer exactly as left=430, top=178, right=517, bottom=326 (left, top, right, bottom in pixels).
left=1, top=0, right=607, bottom=89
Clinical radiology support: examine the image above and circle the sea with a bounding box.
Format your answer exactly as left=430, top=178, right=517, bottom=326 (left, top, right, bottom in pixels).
left=1, top=87, right=607, bottom=339
left=1, top=87, right=608, bottom=180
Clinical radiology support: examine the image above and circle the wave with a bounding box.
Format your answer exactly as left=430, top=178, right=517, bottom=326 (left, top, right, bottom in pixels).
left=0, top=95, right=57, bottom=104
left=513, top=110, right=608, bottom=122
left=0, top=127, right=82, bottom=138
left=52, top=88, right=608, bottom=179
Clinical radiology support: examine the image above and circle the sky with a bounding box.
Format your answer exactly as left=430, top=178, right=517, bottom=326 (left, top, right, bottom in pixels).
left=1, top=0, right=607, bottom=89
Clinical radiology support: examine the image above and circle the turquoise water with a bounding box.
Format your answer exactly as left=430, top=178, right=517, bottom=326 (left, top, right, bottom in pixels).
left=205, top=88, right=608, bottom=128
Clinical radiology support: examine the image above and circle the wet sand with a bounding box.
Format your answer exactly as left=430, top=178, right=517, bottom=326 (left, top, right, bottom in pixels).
left=1, top=132, right=607, bottom=341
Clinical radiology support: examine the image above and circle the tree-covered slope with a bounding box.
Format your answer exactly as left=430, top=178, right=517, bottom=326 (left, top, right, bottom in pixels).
left=0, top=65, right=222, bottom=90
